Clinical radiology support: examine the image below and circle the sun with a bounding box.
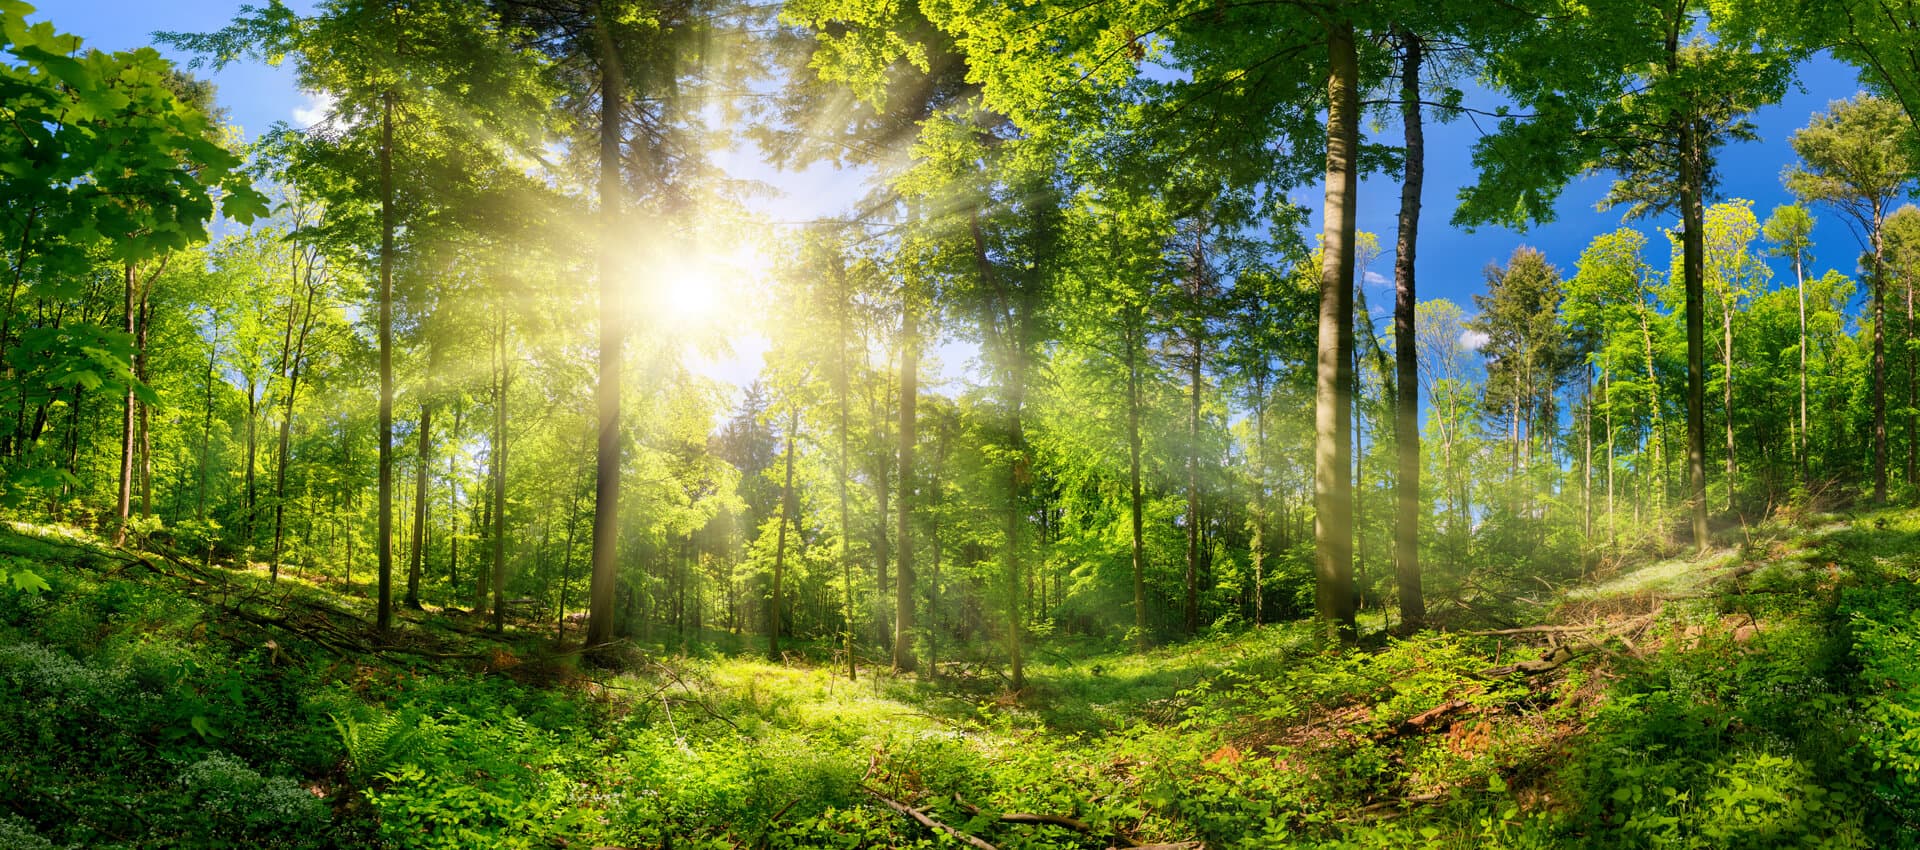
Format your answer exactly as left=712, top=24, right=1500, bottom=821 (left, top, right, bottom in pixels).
left=644, top=241, right=768, bottom=330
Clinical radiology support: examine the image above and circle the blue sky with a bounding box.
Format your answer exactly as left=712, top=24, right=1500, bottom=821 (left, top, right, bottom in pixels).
left=47, top=1, right=1894, bottom=361
left=1319, top=52, right=1876, bottom=323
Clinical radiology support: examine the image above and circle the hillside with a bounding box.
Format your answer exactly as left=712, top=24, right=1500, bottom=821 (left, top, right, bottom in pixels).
left=0, top=514, right=1913, bottom=849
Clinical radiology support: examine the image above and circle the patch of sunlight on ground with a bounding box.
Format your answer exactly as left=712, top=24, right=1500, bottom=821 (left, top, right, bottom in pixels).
left=1569, top=548, right=1739, bottom=601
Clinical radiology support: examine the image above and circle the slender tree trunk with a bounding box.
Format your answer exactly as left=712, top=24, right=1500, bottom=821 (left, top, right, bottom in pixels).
left=1679, top=111, right=1710, bottom=550
left=1184, top=299, right=1202, bottom=635
left=407, top=401, right=432, bottom=608
left=1313, top=20, right=1360, bottom=643
left=1907, top=257, right=1915, bottom=487
left=1796, top=251, right=1808, bottom=480
left=1251, top=374, right=1268, bottom=627
left=115, top=264, right=136, bottom=547
left=272, top=273, right=318, bottom=581
left=1126, top=322, right=1148, bottom=646
left=491, top=311, right=510, bottom=633
left=836, top=265, right=857, bottom=680
left=893, top=296, right=918, bottom=673
left=770, top=404, right=798, bottom=661
left=1723, top=286, right=1735, bottom=510
left=586, top=5, right=628, bottom=648
left=197, top=312, right=219, bottom=521
left=1391, top=28, right=1425, bottom=630
left=376, top=91, right=397, bottom=630
left=1604, top=367, right=1616, bottom=547
left=1005, top=357, right=1027, bottom=690
left=556, top=480, right=583, bottom=641
left=244, top=377, right=259, bottom=559
left=136, top=291, right=151, bottom=519
left=447, top=401, right=463, bottom=606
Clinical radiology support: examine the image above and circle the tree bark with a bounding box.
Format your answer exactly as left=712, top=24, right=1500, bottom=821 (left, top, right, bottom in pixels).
left=1873, top=213, right=1889, bottom=502
left=1722, top=281, right=1735, bottom=509
left=407, top=401, right=432, bottom=608
left=376, top=90, right=397, bottom=631
left=585, top=3, right=628, bottom=648
left=770, top=403, right=798, bottom=661
left=894, top=296, right=918, bottom=673
left=271, top=260, right=319, bottom=581
left=1127, top=320, right=1148, bottom=645
left=1313, top=21, right=1360, bottom=643
left=837, top=263, right=857, bottom=680
left=1184, top=273, right=1202, bottom=636
left=115, top=263, right=136, bottom=547
left=1679, top=111, right=1710, bottom=550
left=196, top=310, right=219, bottom=522
left=491, top=309, right=510, bottom=633
left=1391, top=27, right=1425, bottom=630
left=1796, top=249, right=1807, bottom=480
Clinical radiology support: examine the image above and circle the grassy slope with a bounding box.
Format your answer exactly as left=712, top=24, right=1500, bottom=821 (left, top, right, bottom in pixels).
left=0, top=512, right=1917, bottom=849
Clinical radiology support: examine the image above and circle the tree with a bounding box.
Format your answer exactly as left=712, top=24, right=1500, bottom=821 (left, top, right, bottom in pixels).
left=1762, top=203, right=1815, bottom=476
left=1785, top=94, right=1917, bottom=502
left=1460, top=0, right=1791, bottom=548
left=1470, top=247, right=1573, bottom=513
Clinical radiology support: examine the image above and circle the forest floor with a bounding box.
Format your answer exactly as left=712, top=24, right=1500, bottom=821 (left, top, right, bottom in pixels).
left=0, top=510, right=1916, bottom=849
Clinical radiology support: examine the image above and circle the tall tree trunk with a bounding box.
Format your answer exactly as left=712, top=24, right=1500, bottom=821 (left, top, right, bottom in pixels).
left=447, top=401, right=463, bottom=606
left=197, top=311, right=219, bottom=521
left=837, top=264, right=857, bottom=680
left=1679, top=112, right=1710, bottom=549
left=1907, top=254, right=1915, bottom=486
left=1184, top=296, right=1202, bottom=635
left=556, top=480, right=583, bottom=641
left=894, top=297, right=917, bottom=673
left=1796, top=250, right=1808, bottom=480
left=1005, top=356, right=1027, bottom=690
left=1313, top=21, right=1360, bottom=643
left=114, top=263, right=136, bottom=547
left=407, top=401, right=432, bottom=608
left=1126, top=321, right=1148, bottom=645
left=1872, top=214, right=1890, bottom=500
left=1251, top=371, right=1267, bottom=627
left=376, top=90, right=397, bottom=630
left=136, top=291, right=152, bottom=519
left=770, top=404, right=798, bottom=661
left=244, top=376, right=259, bottom=559
left=585, top=5, right=628, bottom=648
left=272, top=270, right=318, bottom=581
left=1391, top=28, right=1425, bottom=630
left=1723, top=286, right=1735, bottom=510
left=491, top=310, right=510, bottom=633
left=1604, top=368, right=1616, bottom=547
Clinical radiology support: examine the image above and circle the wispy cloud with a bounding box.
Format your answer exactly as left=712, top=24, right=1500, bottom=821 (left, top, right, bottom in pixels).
left=1362, top=270, right=1388, bottom=288
left=292, top=90, right=337, bottom=129
left=1460, top=329, right=1490, bottom=351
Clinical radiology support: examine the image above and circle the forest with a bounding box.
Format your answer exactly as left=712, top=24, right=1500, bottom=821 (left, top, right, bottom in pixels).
left=5, top=0, right=1920, bottom=846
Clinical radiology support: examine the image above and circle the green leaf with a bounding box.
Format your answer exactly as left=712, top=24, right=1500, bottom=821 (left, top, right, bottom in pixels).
left=8, top=568, right=48, bottom=595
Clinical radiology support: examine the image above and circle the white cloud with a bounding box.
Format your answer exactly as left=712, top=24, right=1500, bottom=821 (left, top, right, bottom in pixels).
left=292, top=90, right=337, bottom=129
left=1460, top=329, right=1490, bottom=351
left=1362, top=270, right=1388, bottom=288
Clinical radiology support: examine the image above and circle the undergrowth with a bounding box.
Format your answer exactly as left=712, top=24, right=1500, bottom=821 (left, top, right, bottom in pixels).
left=0, top=513, right=1917, bottom=847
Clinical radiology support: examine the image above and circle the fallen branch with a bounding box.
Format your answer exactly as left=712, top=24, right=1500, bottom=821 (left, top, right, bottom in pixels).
left=1476, top=646, right=1576, bottom=678
left=865, top=788, right=997, bottom=850
left=1356, top=792, right=1448, bottom=816
left=1466, top=623, right=1614, bottom=637
left=953, top=795, right=1136, bottom=846
left=1378, top=699, right=1473, bottom=739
